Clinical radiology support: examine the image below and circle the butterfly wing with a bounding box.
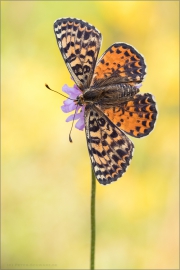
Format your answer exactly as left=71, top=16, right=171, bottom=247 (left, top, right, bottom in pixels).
left=54, top=18, right=102, bottom=90
left=91, top=43, right=146, bottom=87
left=85, top=105, right=134, bottom=185
left=102, top=93, right=158, bottom=138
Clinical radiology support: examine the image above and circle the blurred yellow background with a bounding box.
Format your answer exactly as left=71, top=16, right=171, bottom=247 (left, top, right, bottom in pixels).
left=1, top=1, right=179, bottom=269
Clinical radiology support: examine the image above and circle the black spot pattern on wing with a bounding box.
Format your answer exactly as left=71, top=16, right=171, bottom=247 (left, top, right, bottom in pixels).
left=85, top=105, right=134, bottom=185
left=91, top=43, right=146, bottom=87
left=54, top=18, right=102, bottom=90
left=103, top=93, right=158, bottom=138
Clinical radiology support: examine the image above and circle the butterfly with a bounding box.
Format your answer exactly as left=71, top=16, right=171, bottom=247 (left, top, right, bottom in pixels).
left=54, top=17, right=158, bottom=185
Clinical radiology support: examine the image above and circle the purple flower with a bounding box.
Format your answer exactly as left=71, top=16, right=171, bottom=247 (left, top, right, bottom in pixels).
left=61, top=84, right=85, bottom=130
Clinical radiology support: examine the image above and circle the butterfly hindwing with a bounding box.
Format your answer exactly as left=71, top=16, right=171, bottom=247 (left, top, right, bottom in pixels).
left=85, top=105, right=134, bottom=185
left=91, top=43, right=146, bottom=87
left=54, top=18, right=102, bottom=90
left=102, top=93, right=158, bottom=138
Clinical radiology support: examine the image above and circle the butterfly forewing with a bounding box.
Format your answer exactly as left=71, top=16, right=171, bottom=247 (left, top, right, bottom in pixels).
left=54, top=18, right=102, bottom=90
left=85, top=105, right=134, bottom=185
left=91, top=43, right=146, bottom=87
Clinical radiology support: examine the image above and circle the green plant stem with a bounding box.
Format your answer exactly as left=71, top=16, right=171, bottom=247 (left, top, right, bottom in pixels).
left=90, top=167, right=96, bottom=270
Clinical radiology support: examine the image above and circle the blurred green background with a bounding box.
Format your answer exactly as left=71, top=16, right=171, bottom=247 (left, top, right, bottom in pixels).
left=1, top=1, right=179, bottom=269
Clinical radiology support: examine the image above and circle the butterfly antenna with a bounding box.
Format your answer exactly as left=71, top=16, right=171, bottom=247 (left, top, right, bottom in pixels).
left=69, top=104, right=78, bottom=143
left=45, top=84, right=74, bottom=100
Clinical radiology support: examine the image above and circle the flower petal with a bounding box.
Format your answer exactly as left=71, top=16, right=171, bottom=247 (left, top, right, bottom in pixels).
left=62, top=84, right=81, bottom=98
left=61, top=102, right=76, bottom=113
left=66, top=112, right=82, bottom=122
left=65, top=114, right=75, bottom=122
left=73, top=84, right=81, bottom=92
left=62, top=84, right=73, bottom=94
left=75, top=117, right=85, bottom=130
left=136, top=83, right=142, bottom=89
left=63, top=99, right=73, bottom=106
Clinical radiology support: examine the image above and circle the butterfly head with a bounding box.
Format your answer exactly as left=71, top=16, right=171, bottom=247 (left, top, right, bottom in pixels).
left=75, top=94, right=85, bottom=107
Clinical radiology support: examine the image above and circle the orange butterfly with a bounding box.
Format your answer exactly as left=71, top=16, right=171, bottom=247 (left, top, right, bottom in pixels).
left=54, top=18, right=158, bottom=185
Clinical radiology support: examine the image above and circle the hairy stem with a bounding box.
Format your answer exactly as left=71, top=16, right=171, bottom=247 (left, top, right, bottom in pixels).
left=90, top=167, right=96, bottom=270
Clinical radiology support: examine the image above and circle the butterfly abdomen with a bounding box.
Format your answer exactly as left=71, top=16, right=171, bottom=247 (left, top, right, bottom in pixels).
left=83, top=84, right=139, bottom=107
